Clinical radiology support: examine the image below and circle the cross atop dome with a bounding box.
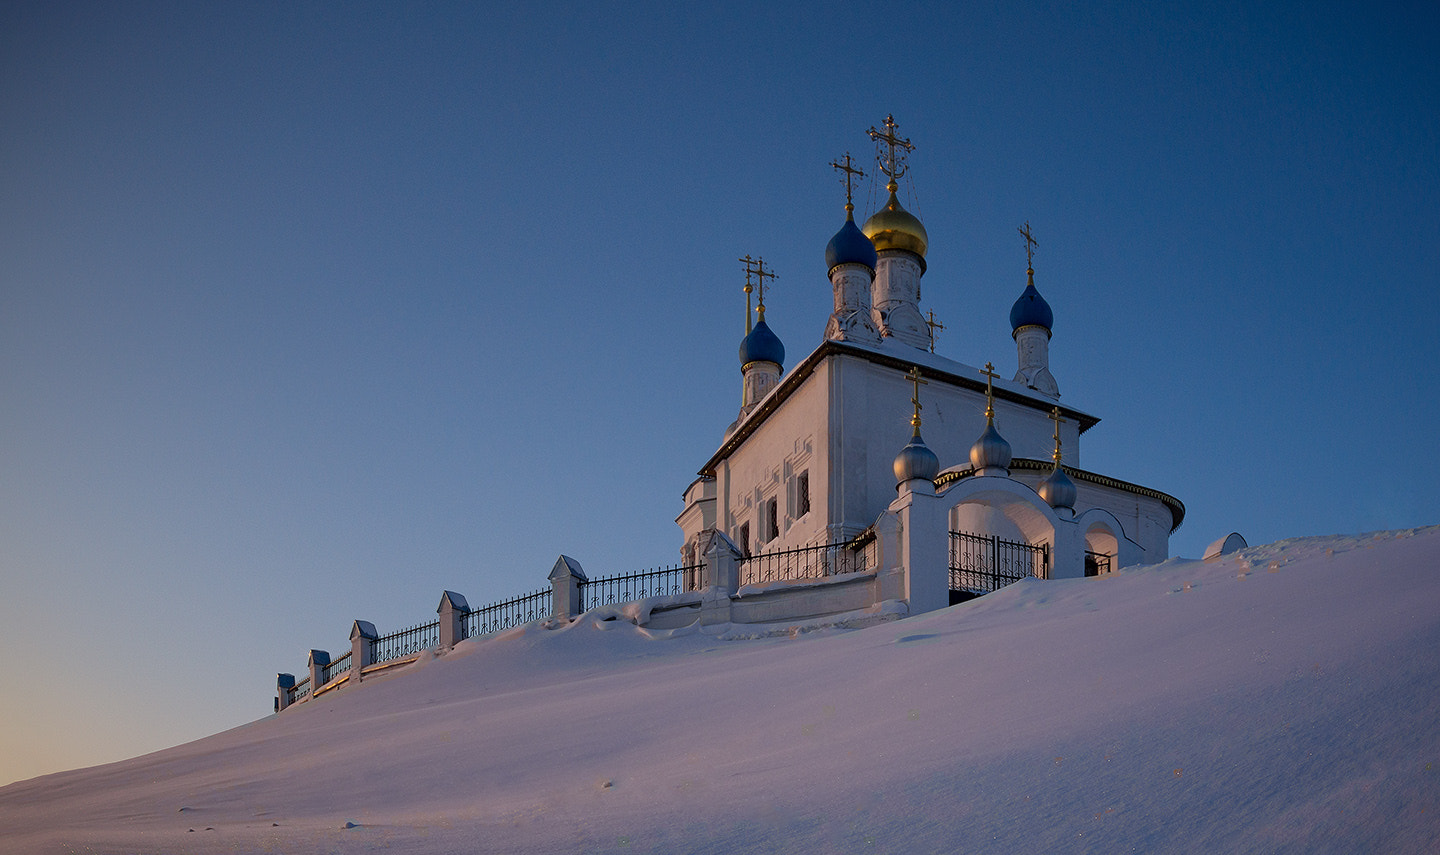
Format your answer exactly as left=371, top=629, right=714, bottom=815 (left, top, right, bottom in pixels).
left=1018, top=221, right=1038, bottom=272
left=830, top=153, right=865, bottom=215
left=741, top=255, right=777, bottom=321
left=868, top=114, right=914, bottom=184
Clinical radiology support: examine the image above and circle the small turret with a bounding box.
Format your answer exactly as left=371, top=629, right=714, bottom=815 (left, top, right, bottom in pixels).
left=863, top=115, right=930, bottom=350
left=737, top=256, right=784, bottom=421
left=825, top=154, right=880, bottom=343
left=1011, top=222, right=1059, bottom=399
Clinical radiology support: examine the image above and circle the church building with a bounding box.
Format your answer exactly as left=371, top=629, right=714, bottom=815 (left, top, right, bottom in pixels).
left=275, top=116, right=1193, bottom=710
left=676, top=116, right=1183, bottom=607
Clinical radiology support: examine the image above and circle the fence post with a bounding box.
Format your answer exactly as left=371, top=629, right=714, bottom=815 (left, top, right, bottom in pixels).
left=307, top=650, right=330, bottom=693
left=549, top=555, right=587, bottom=619
left=437, top=590, right=469, bottom=649
left=890, top=478, right=949, bottom=616
left=276, top=673, right=295, bottom=712
left=350, top=620, right=378, bottom=683
left=873, top=510, right=906, bottom=603
left=699, top=530, right=742, bottom=626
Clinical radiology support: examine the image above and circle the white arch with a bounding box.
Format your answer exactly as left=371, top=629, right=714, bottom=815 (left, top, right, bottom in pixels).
left=942, top=477, right=1060, bottom=552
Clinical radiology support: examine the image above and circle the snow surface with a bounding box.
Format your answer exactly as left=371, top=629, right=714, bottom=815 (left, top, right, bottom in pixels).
left=3, top=528, right=1438, bottom=853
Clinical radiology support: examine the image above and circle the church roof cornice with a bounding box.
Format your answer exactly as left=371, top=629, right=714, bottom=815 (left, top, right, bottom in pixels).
left=935, top=457, right=1186, bottom=533
left=699, top=339, right=1100, bottom=478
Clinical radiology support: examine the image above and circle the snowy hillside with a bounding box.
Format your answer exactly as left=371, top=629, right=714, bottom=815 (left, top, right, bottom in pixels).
left=3, top=528, right=1438, bottom=854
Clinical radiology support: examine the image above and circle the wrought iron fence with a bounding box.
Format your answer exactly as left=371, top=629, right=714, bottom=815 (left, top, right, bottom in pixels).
left=1085, top=550, right=1112, bottom=577
left=371, top=619, right=440, bottom=665
left=738, top=539, right=869, bottom=587
left=463, top=588, right=553, bottom=638
left=290, top=675, right=311, bottom=704
left=948, top=530, right=1049, bottom=595
left=579, top=564, right=700, bottom=611
left=320, top=650, right=352, bottom=685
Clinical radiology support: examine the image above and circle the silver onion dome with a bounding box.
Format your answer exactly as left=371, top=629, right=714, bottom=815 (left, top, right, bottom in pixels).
left=894, top=432, right=940, bottom=484
left=1038, top=465, right=1077, bottom=510
left=968, top=422, right=1013, bottom=474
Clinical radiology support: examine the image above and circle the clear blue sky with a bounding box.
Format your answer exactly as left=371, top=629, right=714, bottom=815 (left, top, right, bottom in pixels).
left=2, top=1, right=1436, bottom=786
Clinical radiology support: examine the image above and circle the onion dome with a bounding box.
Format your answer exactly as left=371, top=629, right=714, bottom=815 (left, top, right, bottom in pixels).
left=826, top=213, right=879, bottom=276
left=1038, top=465, right=1076, bottom=511
left=893, top=431, right=940, bottom=484
left=862, top=184, right=928, bottom=259
left=1009, top=279, right=1053, bottom=333
left=968, top=421, right=1013, bottom=474
left=738, top=319, right=784, bottom=368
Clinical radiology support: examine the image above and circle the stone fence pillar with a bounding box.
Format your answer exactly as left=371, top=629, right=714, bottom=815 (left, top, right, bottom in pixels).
left=890, top=478, right=949, bottom=616
left=276, top=673, right=295, bottom=712
left=549, top=555, right=587, bottom=619
left=872, top=510, right=906, bottom=604
left=307, top=649, right=330, bottom=694
left=350, top=620, right=378, bottom=683
left=700, top=530, right=743, bottom=626
left=437, top=590, right=469, bottom=649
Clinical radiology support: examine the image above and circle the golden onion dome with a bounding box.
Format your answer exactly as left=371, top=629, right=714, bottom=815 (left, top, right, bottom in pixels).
left=862, top=184, right=928, bottom=258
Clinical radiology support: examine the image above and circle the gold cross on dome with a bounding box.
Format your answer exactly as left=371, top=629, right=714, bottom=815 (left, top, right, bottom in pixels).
left=752, top=257, right=777, bottom=318
left=830, top=153, right=865, bottom=211
left=925, top=310, right=945, bottom=353
left=979, top=361, right=1000, bottom=420
left=1049, top=406, right=1066, bottom=464
left=906, top=366, right=928, bottom=430
left=738, top=254, right=756, bottom=334
left=868, top=114, right=914, bottom=182
left=1018, top=221, right=1038, bottom=270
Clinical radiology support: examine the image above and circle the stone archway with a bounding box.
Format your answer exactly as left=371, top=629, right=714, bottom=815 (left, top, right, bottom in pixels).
left=1084, top=522, right=1120, bottom=576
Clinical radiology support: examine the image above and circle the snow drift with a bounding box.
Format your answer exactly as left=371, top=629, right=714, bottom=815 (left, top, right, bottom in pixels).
left=2, top=528, right=1438, bottom=853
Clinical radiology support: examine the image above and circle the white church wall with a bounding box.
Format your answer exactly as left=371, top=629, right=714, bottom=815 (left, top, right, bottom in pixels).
left=717, top=368, right=832, bottom=556
left=833, top=353, right=1079, bottom=535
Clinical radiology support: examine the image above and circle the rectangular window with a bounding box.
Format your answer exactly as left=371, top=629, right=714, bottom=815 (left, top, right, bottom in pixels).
left=766, top=498, right=779, bottom=543
left=740, top=522, right=751, bottom=557
left=796, top=471, right=810, bottom=518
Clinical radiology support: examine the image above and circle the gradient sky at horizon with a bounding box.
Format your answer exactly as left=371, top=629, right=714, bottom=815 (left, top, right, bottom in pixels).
left=2, top=1, right=1437, bottom=786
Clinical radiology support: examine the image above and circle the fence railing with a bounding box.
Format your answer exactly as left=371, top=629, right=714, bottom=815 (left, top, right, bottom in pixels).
left=948, top=530, right=1049, bottom=595
left=1085, top=550, right=1112, bottom=577
left=463, top=588, right=552, bottom=638
left=738, top=539, right=869, bottom=587
left=290, top=675, right=311, bottom=705
left=371, top=620, right=440, bottom=665
left=320, top=650, right=352, bottom=684
left=579, top=564, right=700, bottom=611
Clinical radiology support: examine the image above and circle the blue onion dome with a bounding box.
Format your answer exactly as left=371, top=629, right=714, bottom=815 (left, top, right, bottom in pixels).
left=1038, top=465, right=1076, bottom=510
left=739, top=319, right=785, bottom=368
left=968, top=422, right=1013, bottom=473
left=862, top=186, right=928, bottom=259
left=1009, top=280, right=1053, bottom=332
left=826, top=213, right=879, bottom=276
left=893, top=432, right=940, bottom=484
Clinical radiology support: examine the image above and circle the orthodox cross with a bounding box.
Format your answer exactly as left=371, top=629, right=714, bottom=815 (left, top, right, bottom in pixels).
left=830, top=153, right=865, bottom=213
left=906, top=366, right=928, bottom=432
left=868, top=114, right=914, bottom=182
left=738, top=254, right=756, bottom=334
left=1049, top=406, right=1066, bottom=465
left=752, top=256, right=777, bottom=320
left=738, top=255, right=778, bottom=329
left=979, top=361, right=1000, bottom=421
left=1018, top=221, right=1038, bottom=271
left=925, top=310, right=945, bottom=354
